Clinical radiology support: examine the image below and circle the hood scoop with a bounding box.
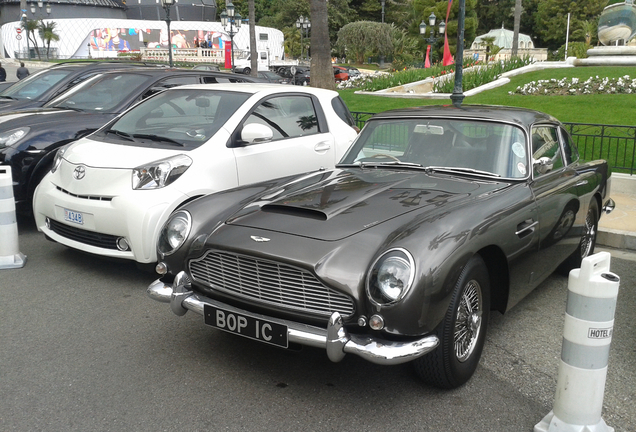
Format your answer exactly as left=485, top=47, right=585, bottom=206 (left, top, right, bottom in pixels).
left=261, top=204, right=327, bottom=221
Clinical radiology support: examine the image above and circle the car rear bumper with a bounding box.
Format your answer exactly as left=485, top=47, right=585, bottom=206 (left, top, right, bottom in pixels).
left=147, top=272, right=440, bottom=366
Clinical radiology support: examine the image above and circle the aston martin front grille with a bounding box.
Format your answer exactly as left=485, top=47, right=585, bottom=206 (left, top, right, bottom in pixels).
left=48, top=219, right=118, bottom=250
left=189, top=251, right=355, bottom=318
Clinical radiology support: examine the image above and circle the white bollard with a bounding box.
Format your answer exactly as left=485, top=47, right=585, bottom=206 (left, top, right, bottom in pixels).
left=535, top=251, right=619, bottom=432
left=0, top=166, right=26, bottom=269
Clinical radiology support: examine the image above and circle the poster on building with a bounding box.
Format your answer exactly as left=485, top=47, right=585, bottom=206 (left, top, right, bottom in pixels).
left=89, top=27, right=228, bottom=52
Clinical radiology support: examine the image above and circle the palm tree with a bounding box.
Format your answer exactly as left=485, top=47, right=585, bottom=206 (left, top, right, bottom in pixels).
left=572, top=20, right=596, bottom=45
left=38, top=20, right=60, bottom=59
left=21, top=18, right=41, bottom=60
left=309, top=0, right=334, bottom=90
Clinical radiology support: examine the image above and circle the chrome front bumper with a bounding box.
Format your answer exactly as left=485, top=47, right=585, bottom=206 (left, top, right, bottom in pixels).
left=147, top=272, right=439, bottom=366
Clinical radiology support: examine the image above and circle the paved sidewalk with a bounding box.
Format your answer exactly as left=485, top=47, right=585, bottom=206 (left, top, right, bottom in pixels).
left=598, top=173, right=636, bottom=251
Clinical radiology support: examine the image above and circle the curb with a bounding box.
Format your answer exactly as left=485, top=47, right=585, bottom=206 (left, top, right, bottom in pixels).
left=597, top=228, right=636, bottom=251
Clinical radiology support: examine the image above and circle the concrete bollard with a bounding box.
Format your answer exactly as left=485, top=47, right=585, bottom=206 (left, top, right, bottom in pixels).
left=535, top=251, right=619, bottom=432
left=0, top=166, right=26, bottom=269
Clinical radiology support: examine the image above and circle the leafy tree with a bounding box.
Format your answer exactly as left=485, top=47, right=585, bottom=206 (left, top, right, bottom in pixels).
left=534, top=0, right=606, bottom=51
left=336, top=21, right=394, bottom=64
left=283, top=26, right=301, bottom=58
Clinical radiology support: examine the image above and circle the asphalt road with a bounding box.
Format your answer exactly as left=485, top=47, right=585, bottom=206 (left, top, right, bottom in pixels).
left=1, top=215, right=635, bottom=432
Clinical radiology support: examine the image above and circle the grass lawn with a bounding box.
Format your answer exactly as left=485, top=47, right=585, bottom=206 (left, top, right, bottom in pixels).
left=340, top=66, right=636, bottom=126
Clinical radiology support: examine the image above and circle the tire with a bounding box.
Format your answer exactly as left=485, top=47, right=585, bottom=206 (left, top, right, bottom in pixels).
left=243, top=67, right=251, bottom=75
left=413, top=255, right=490, bottom=389
left=558, top=199, right=599, bottom=274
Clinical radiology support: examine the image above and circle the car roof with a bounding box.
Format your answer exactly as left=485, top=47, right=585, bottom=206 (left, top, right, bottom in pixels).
left=164, top=82, right=337, bottom=97
left=370, top=104, right=560, bottom=126
left=97, top=67, right=264, bottom=82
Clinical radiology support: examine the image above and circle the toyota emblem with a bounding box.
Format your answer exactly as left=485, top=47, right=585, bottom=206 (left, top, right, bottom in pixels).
left=73, top=165, right=86, bottom=180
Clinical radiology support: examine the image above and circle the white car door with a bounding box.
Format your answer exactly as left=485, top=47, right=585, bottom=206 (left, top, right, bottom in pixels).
left=232, top=94, right=335, bottom=185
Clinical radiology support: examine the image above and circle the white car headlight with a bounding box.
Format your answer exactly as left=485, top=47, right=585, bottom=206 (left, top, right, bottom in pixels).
left=0, top=127, right=29, bottom=149
left=50, top=144, right=70, bottom=173
left=132, top=154, right=192, bottom=190
left=367, top=248, right=415, bottom=305
left=157, top=210, right=192, bottom=256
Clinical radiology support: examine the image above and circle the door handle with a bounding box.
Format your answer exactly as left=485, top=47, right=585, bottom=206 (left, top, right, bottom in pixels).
left=516, top=219, right=538, bottom=236
left=314, top=142, right=331, bottom=152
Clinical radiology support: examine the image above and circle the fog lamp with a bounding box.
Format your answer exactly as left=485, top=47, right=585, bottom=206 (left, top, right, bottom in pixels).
left=155, top=262, right=168, bottom=275
left=116, top=237, right=130, bottom=251
left=369, top=314, right=385, bottom=330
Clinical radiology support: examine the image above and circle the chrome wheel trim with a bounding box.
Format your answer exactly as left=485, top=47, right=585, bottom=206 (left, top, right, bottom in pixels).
left=580, top=207, right=597, bottom=259
left=454, top=280, right=483, bottom=363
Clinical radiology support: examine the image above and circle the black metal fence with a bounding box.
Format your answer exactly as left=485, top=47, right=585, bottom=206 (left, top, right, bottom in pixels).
left=563, top=123, right=635, bottom=175
left=351, top=112, right=635, bottom=175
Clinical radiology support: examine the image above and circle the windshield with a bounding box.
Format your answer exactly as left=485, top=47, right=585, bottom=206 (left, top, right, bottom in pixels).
left=98, top=88, right=251, bottom=149
left=47, top=73, right=150, bottom=112
left=0, top=68, right=73, bottom=100
left=339, top=118, right=529, bottom=179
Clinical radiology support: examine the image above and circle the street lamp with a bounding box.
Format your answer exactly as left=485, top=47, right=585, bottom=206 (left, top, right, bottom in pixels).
left=161, top=0, right=175, bottom=67
left=380, top=0, right=385, bottom=24
left=295, top=16, right=310, bottom=61
left=220, top=2, right=241, bottom=70
left=419, top=13, right=446, bottom=62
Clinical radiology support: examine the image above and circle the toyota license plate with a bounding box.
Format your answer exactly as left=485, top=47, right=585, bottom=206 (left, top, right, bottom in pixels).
left=204, top=305, right=288, bottom=348
left=64, top=208, right=84, bottom=225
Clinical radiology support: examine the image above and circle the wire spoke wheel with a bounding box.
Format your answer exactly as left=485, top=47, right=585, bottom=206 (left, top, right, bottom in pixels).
left=580, top=206, right=597, bottom=259
left=413, top=255, right=490, bottom=389
left=454, top=280, right=483, bottom=362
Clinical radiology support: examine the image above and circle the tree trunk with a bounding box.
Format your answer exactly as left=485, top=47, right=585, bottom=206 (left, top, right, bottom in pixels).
left=309, top=0, right=334, bottom=90
left=512, top=0, right=522, bottom=56
left=249, top=0, right=258, bottom=77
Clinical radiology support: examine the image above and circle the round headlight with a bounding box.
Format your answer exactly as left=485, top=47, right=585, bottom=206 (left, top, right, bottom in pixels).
left=157, top=210, right=192, bottom=256
left=367, top=248, right=415, bottom=305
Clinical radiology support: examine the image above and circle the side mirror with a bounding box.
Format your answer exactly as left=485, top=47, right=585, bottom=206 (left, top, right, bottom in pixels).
left=533, top=156, right=553, bottom=174
left=240, top=123, right=273, bottom=144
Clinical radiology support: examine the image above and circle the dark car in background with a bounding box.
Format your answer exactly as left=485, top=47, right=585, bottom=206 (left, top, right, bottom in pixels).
left=0, top=67, right=262, bottom=212
left=148, top=105, right=613, bottom=389
left=275, top=66, right=310, bottom=85
left=0, top=61, right=159, bottom=113
left=257, top=70, right=288, bottom=84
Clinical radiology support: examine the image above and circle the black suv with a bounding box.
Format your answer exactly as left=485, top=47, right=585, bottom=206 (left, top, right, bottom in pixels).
left=0, top=67, right=263, bottom=212
left=0, top=61, right=162, bottom=113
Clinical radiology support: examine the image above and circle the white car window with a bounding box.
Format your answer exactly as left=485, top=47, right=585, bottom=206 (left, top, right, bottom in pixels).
left=243, top=95, right=318, bottom=141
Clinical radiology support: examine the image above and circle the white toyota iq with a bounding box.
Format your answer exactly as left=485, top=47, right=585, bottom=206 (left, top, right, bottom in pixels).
left=34, top=83, right=358, bottom=264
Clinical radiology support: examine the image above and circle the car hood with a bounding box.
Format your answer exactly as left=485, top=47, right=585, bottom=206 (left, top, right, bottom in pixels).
left=226, top=168, right=510, bottom=241
left=64, top=138, right=182, bottom=169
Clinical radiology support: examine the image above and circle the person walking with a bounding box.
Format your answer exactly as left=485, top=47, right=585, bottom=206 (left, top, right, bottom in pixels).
left=16, top=62, right=30, bottom=80
left=0, top=62, right=6, bottom=82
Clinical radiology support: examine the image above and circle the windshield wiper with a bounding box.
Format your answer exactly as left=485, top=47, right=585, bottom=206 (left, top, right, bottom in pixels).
left=106, top=129, right=135, bottom=141
left=357, top=160, right=423, bottom=168
left=0, top=95, right=17, bottom=100
left=131, top=133, right=184, bottom=147
left=426, top=166, right=501, bottom=177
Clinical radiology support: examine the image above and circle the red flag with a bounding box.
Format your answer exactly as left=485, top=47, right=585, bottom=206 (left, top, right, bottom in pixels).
left=224, top=41, right=232, bottom=69
left=443, top=0, right=454, bottom=66
left=442, top=33, right=454, bottom=66
left=425, top=45, right=431, bottom=68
